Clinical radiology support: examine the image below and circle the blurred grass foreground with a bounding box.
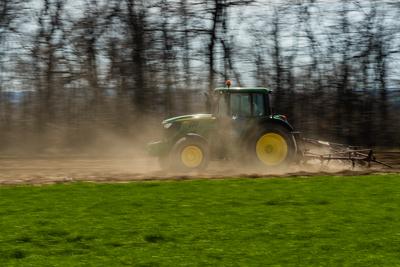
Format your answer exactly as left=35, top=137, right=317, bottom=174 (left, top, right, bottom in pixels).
left=1, top=174, right=400, bottom=266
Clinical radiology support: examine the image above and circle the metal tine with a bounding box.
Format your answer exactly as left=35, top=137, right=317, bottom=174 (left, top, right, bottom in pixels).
left=301, top=138, right=393, bottom=168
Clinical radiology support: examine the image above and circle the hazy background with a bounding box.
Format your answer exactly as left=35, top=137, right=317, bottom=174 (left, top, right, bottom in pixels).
left=1, top=0, right=399, bottom=155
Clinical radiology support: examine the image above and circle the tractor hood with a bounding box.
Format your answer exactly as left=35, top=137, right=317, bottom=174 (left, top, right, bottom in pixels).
left=162, top=114, right=215, bottom=124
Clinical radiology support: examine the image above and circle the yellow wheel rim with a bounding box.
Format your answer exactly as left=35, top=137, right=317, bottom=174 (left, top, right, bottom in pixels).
left=181, top=145, right=203, bottom=168
left=256, top=133, right=288, bottom=166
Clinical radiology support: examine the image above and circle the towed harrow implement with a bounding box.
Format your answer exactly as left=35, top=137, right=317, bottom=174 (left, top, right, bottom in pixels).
left=299, top=138, right=393, bottom=169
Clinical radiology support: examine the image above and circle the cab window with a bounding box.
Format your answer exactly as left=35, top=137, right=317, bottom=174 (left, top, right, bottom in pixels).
left=231, top=93, right=251, bottom=117
left=253, top=93, right=266, bottom=116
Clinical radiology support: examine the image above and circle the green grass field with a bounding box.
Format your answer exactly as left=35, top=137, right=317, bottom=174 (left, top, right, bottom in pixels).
left=1, top=174, right=400, bottom=266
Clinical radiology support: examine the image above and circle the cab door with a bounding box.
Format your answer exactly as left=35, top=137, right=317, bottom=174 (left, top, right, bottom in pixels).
left=213, top=92, right=267, bottom=158
left=230, top=93, right=253, bottom=137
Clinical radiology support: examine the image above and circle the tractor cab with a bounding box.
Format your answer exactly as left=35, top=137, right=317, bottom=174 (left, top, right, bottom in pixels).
left=213, top=87, right=272, bottom=119
left=211, top=87, right=276, bottom=141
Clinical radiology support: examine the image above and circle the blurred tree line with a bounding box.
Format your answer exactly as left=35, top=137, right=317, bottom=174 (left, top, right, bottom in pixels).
left=0, top=0, right=399, bottom=154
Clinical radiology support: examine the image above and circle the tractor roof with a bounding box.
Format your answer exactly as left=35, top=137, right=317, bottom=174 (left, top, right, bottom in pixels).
left=214, top=87, right=272, bottom=94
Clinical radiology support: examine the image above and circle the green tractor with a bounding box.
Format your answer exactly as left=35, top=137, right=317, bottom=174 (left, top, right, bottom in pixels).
left=147, top=84, right=300, bottom=171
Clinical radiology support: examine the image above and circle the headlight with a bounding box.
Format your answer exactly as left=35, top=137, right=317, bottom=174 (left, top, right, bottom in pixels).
left=163, top=122, right=172, bottom=129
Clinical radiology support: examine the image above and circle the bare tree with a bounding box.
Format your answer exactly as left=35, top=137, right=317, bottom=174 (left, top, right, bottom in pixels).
left=32, top=0, right=66, bottom=135
left=0, top=0, right=23, bottom=88
left=126, top=0, right=148, bottom=114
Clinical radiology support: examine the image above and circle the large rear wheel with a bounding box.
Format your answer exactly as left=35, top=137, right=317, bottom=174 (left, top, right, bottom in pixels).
left=251, top=124, right=297, bottom=169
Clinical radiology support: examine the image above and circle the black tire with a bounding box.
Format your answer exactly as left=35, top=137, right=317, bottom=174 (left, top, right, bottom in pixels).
left=169, top=135, right=209, bottom=172
left=247, top=124, right=297, bottom=169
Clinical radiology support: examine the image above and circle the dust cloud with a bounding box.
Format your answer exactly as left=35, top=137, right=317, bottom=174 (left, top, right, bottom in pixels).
left=0, top=116, right=397, bottom=185
left=0, top=153, right=397, bottom=185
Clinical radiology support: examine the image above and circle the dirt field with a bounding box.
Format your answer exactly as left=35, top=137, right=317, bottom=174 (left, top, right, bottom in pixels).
left=0, top=152, right=398, bottom=185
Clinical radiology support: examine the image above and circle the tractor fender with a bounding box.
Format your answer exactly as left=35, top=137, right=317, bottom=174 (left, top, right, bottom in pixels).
left=184, top=133, right=209, bottom=145
left=241, top=118, right=294, bottom=143
left=259, top=117, right=295, bottom=132
left=170, top=133, right=209, bottom=153
left=172, top=133, right=209, bottom=154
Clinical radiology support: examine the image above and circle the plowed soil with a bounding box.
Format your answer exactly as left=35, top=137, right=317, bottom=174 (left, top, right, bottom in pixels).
left=0, top=152, right=398, bottom=185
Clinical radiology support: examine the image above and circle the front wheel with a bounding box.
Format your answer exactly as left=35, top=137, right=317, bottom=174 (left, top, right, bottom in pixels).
left=169, top=136, right=209, bottom=172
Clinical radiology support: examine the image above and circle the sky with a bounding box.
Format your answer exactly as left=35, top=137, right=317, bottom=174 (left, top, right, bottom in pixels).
left=2, top=0, right=400, bottom=93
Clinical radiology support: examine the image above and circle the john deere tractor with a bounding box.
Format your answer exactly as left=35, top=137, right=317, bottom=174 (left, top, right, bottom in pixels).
left=147, top=84, right=300, bottom=171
